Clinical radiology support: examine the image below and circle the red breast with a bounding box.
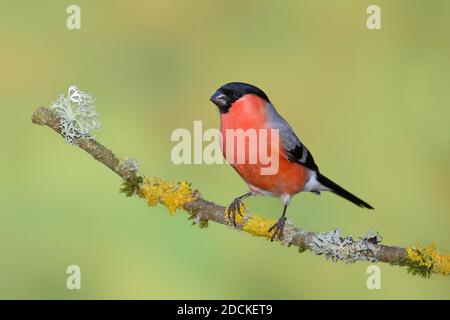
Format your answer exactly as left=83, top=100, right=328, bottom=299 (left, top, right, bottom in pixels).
left=220, top=94, right=308, bottom=197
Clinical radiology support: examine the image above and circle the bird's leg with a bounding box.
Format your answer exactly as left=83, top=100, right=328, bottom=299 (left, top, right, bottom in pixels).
left=268, top=204, right=288, bottom=241
left=227, top=192, right=252, bottom=227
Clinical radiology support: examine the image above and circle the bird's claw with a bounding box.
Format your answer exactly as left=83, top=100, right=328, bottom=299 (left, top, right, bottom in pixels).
left=268, top=216, right=286, bottom=241
left=227, top=197, right=244, bottom=227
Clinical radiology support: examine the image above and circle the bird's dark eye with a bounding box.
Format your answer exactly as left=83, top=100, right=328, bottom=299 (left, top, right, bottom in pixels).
left=234, top=92, right=243, bottom=99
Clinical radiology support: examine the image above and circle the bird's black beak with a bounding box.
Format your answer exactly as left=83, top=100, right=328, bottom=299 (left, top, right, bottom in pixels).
left=210, top=90, right=231, bottom=113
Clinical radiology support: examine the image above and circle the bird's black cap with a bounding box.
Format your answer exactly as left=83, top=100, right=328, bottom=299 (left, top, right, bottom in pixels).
left=210, top=82, right=270, bottom=113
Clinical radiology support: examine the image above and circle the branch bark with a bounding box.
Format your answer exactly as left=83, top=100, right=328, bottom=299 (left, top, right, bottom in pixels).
left=32, top=106, right=438, bottom=275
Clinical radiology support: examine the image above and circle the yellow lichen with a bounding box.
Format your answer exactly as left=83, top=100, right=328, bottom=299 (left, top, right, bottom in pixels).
left=406, top=244, right=450, bottom=276
left=139, top=177, right=195, bottom=215
left=242, top=213, right=277, bottom=239
left=225, top=204, right=276, bottom=239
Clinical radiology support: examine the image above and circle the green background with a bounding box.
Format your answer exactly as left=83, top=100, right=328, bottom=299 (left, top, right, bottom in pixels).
left=1, top=0, right=449, bottom=299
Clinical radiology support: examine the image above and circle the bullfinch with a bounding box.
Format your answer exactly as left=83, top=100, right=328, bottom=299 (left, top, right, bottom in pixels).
left=210, top=82, right=374, bottom=241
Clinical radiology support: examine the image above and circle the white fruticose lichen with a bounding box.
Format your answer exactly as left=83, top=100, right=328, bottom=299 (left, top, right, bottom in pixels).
left=49, top=85, right=101, bottom=143
left=121, top=157, right=140, bottom=172
left=309, top=228, right=382, bottom=263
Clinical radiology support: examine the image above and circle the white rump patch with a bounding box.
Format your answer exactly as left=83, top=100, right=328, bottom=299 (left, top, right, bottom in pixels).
left=302, top=170, right=330, bottom=192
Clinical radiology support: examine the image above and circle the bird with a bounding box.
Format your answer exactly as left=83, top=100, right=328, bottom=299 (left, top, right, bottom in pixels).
left=209, top=82, right=374, bottom=241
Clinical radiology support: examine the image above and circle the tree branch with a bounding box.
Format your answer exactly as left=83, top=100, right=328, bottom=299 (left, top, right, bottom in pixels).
left=31, top=105, right=449, bottom=277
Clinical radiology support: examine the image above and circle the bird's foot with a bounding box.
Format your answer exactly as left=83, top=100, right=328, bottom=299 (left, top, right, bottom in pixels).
left=268, top=216, right=286, bottom=241
left=227, top=197, right=245, bottom=227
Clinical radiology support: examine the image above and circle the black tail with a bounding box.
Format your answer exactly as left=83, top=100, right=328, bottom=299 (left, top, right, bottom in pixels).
left=316, top=173, right=374, bottom=209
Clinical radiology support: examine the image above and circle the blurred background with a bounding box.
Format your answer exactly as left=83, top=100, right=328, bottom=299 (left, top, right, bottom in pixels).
left=0, top=0, right=449, bottom=299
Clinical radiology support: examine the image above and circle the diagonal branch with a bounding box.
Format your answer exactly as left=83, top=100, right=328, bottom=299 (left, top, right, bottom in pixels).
left=31, top=106, right=449, bottom=277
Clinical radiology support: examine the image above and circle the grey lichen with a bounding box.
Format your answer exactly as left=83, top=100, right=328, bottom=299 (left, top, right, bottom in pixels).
left=121, top=157, right=140, bottom=172
left=192, top=214, right=201, bottom=224
left=281, top=219, right=297, bottom=246
left=49, top=85, right=101, bottom=143
left=188, top=213, right=209, bottom=229
left=309, top=228, right=382, bottom=263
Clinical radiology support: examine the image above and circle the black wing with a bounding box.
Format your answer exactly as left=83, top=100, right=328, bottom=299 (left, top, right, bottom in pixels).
left=285, top=143, right=319, bottom=171
left=266, top=104, right=319, bottom=172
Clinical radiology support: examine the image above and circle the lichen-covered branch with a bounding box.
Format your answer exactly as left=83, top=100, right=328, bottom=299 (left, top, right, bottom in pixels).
left=31, top=88, right=450, bottom=277
left=32, top=105, right=139, bottom=184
